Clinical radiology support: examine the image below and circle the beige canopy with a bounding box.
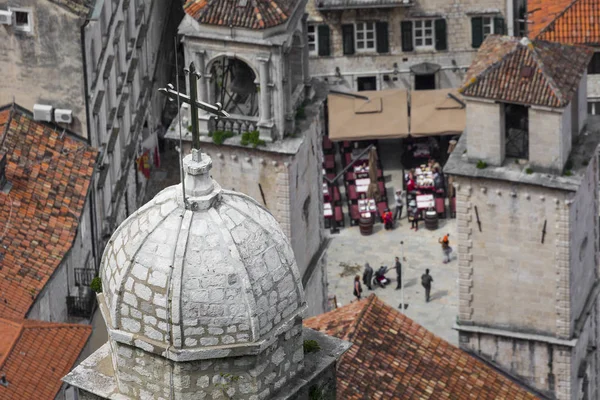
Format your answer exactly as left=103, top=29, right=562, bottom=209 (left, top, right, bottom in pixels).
left=327, top=88, right=465, bottom=141
left=410, top=89, right=466, bottom=137
left=327, top=89, right=409, bottom=141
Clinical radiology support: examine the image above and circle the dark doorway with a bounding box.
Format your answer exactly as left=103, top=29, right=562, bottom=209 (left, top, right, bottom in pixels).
left=357, top=76, right=377, bottom=91
left=415, top=74, right=436, bottom=90
left=504, top=103, right=529, bottom=159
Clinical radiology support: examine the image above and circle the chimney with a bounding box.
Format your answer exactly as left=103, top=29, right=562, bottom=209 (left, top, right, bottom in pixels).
left=0, top=153, right=10, bottom=194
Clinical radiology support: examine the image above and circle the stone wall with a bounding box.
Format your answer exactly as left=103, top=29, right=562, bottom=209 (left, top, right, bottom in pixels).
left=529, top=106, right=569, bottom=173
left=108, top=319, right=304, bottom=399
left=465, top=99, right=504, bottom=165
left=306, top=0, right=507, bottom=91
left=589, top=74, right=600, bottom=101
left=459, top=331, right=571, bottom=399
left=0, top=0, right=87, bottom=135
left=454, top=177, right=569, bottom=335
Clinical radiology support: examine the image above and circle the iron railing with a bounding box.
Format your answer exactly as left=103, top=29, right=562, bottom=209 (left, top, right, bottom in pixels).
left=74, top=268, right=96, bottom=287
left=67, top=294, right=95, bottom=318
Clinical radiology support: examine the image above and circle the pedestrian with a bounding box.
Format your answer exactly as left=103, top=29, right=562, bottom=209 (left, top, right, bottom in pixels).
left=394, top=189, right=405, bottom=221
left=394, top=256, right=402, bottom=290
left=383, top=208, right=394, bottom=230
left=408, top=200, right=419, bottom=231
left=362, top=263, right=374, bottom=290
left=353, top=275, right=363, bottom=301
left=421, top=269, right=433, bottom=302
left=439, top=233, right=452, bottom=263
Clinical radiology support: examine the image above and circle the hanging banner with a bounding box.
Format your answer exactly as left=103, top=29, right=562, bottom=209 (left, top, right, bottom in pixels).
left=136, top=150, right=151, bottom=179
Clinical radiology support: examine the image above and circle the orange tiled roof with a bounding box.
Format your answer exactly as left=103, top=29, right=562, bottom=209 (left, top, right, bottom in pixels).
left=183, top=0, right=297, bottom=30
left=459, top=35, right=593, bottom=108
left=529, top=0, right=600, bottom=45
left=0, top=318, right=91, bottom=400
left=305, top=295, right=540, bottom=399
left=0, top=105, right=97, bottom=319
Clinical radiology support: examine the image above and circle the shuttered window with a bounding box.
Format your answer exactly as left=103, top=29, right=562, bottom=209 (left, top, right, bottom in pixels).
left=376, top=22, right=389, bottom=53
left=355, top=22, right=376, bottom=52
left=401, top=21, right=413, bottom=52
left=434, top=19, right=447, bottom=51
left=317, top=25, right=331, bottom=56
left=342, top=24, right=355, bottom=55
left=472, top=16, right=505, bottom=48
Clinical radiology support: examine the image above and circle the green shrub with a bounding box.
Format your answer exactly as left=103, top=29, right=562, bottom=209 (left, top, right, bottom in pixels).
left=211, top=130, right=235, bottom=145
left=525, top=167, right=533, bottom=174
left=564, top=159, right=574, bottom=171
left=564, top=170, right=573, bottom=176
left=476, top=160, right=487, bottom=169
left=90, top=277, right=103, bottom=293
left=240, top=130, right=266, bottom=148
left=303, top=339, right=321, bottom=354
left=187, top=125, right=192, bottom=131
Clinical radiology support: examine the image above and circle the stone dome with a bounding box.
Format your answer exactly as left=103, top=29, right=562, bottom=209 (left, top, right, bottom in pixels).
left=99, top=150, right=305, bottom=361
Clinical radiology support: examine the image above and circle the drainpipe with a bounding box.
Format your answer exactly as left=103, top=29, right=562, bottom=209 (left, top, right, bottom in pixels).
left=80, top=18, right=100, bottom=272
left=507, top=0, right=515, bottom=36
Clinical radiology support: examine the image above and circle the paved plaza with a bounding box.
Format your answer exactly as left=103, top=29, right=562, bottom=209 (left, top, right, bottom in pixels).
left=325, top=216, right=459, bottom=345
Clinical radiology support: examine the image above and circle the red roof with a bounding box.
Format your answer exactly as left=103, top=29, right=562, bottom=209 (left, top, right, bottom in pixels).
left=0, top=318, right=91, bottom=400
left=459, top=35, right=593, bottom=108
left=0, top=105, right=97, bottom=319
left=529, top=0, right=600, bottom=45
left=305, top=295, right=540, bottom=399
left=183, top=0, right=297, bottom=30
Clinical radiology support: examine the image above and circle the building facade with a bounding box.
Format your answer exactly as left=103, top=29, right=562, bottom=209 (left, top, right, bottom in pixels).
left=446, top=36, right=600, bottom=400
left=305, top=0, right=515, bottom=92
left=166, top=0, right=329, bottom=316
left=83, top=0, right=181, bottom=259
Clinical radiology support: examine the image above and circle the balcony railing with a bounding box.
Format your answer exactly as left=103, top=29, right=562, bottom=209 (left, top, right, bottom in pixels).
left=67, top=294, right=95, bottom=318
left=74, top=268, right=96, bottom=287
left=213, top=116, right=259, bottom=134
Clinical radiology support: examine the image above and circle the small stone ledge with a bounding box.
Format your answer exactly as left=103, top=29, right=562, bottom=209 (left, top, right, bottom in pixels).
left=453, top=323, right=578, bottom=347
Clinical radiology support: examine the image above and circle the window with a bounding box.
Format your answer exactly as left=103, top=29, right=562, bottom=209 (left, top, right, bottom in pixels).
left=414, top=20, right=434, bottom=48
left=355, top=22, right=376, bottom=51
left=588, top=101, right=600, bottom=115
left=472, top=16, right=505, bottom=48
left=307, top=25, right=317, bottom=55
left=12, top=9, right=32, bottom=32
left=401, top=19, right=446, bottom=52
left=588, top=53, right=600, bottom=75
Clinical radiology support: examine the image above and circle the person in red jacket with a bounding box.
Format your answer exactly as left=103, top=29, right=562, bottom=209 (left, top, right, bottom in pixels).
left=383, top=209, right=394, bottom=230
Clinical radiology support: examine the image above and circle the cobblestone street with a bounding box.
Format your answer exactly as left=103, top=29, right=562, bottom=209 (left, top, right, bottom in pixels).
left=325, top=217, right=459, bottom=345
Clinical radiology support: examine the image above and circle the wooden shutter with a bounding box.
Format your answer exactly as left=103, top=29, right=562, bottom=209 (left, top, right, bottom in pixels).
left=494, top=16, right=505, bottom=35
left=471, top=17, right=483, bottom=48
left=342, top=24, right=355, bottom=55
left=401, top=21, right=413, bottom=52
left=435, top=19, right=447, bottom=51
left=376, top=22, right=389, bottom=53
left=318, top=25, right=331, bottom=56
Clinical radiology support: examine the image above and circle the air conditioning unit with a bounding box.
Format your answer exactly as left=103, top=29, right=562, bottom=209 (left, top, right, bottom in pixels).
left=54, top=109, right=73, bottom=124
left=0, top=10, right=13, bottom=25
left=33, top=104, right=53, bottom=122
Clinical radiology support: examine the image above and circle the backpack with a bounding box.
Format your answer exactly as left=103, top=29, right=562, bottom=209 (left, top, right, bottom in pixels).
left=421, top=274, right=431, bottom=287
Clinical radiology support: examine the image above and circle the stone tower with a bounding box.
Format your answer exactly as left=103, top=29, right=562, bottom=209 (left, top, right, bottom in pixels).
left=445, top=36, right=600, bottom=399
left=63, top=150, right=349, bottom=399
left=165, top=0, right=329, bottom=317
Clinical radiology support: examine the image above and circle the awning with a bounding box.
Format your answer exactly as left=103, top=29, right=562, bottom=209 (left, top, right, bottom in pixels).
left=327, top=89, right=409, bottom=141
left=410, top=62, right=441, bottom=76
left=410, top=89, right=466, bottom=137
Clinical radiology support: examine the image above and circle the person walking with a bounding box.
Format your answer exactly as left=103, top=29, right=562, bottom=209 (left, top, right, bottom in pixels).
left=383, top=209, right=394, bottom=230
left=394, top=256, right=402, bottom=290
left=353, top=275, right=363, bottom=301
left=439, top=233, right=452, bottom=263
left=363, top=263, right=374, bottom=290
left=421, top=269, right=433, bottom=302
left=394, top=190, right=405, bottom=221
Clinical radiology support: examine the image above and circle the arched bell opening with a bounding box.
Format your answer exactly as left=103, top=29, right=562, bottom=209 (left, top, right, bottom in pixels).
left=210, top=56, right=259, bottom=118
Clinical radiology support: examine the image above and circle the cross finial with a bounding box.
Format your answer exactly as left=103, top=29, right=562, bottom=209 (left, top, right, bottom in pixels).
left=158, top=62, right=231, bottom=151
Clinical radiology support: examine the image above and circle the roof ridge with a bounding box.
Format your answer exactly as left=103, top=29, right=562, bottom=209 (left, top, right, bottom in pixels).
left=459, top=37, right=521, bottom=94
left=535, top=0, right=581, bottom=39
left=528, top=41, right=565, bottom=105
left=346, top=294, right=376, bottom=342
left=22, top=321, right=93, bottom=331
left=0, top=321, right=24, bottom=371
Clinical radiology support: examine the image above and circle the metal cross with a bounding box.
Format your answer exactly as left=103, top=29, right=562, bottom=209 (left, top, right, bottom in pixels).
left=159, top=62, right=230, bottom=150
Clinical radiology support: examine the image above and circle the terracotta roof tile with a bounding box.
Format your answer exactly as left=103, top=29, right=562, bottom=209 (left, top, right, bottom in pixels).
left=0, top=105, right=97, bottom=319
left=183, top=0, right=297, bottom=30
left=529, top=0, right=600, bottom=45
left=0, top=318, right=91, bottom=400
left=459, top=35, right=593, bottom=108
left=305, top=295, right=540, bottom=399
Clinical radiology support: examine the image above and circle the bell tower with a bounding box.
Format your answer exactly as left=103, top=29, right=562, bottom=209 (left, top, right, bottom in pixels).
left=445, top=36, right=600, bottom=400
left=178, top=0, right=310, bottom=142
